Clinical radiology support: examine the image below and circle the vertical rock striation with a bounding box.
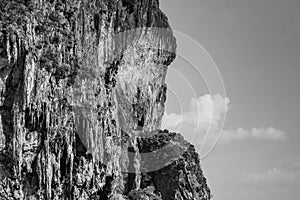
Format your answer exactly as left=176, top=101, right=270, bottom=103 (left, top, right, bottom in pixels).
left=0, top=0, right=211, bottom=199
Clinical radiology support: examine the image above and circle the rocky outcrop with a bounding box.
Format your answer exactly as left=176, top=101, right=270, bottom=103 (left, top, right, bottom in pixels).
left=0, top=0, right=211, bottom=199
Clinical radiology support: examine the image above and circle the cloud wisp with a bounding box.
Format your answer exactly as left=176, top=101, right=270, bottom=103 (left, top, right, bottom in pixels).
left=221, top=127, right=286, bottom=142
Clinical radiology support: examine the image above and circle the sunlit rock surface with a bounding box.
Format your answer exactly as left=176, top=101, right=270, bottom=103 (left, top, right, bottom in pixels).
left=0, top=0, right=211, bottom=199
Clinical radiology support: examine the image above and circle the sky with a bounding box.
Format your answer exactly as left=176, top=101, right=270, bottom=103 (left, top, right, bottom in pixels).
left=160, top=0, right=300, bottom=199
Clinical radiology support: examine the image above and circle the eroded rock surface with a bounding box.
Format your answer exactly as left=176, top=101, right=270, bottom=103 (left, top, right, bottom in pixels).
left=0, top=0, right=211, bottom=199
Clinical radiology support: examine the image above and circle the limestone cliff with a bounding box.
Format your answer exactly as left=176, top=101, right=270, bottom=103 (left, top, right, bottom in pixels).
left=0, top=0, right=211, bottom=199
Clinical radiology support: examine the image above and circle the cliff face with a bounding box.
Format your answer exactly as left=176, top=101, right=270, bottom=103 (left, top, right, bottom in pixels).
left=0, top=0, right=211, bottom=199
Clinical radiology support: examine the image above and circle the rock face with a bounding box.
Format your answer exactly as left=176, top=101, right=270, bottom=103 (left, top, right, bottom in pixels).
left=0, top=0, right=211, bottom=199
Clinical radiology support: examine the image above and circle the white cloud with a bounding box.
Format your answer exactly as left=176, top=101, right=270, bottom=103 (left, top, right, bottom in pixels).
left=161, top=94, right=285, bottom=143
left=161, top=94, right=229, bottom=157
left=161, top=94, right=286, bottom=158
left=222, top=127, right=286, bottom=142
left=162, top=94, right=230, bottom=132
left=252, top=127, right=286, bottom=140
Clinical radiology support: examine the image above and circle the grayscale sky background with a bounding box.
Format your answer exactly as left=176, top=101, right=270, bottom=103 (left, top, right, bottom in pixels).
left=160, top=0, right=300, bottom=200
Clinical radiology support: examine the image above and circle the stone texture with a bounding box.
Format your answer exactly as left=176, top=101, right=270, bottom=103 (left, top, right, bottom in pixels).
left=0, top=0, right=211, bottom=199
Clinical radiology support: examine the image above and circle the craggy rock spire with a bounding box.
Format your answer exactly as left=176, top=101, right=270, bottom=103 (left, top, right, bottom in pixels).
left=0, top=0, right=211, bottom=199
